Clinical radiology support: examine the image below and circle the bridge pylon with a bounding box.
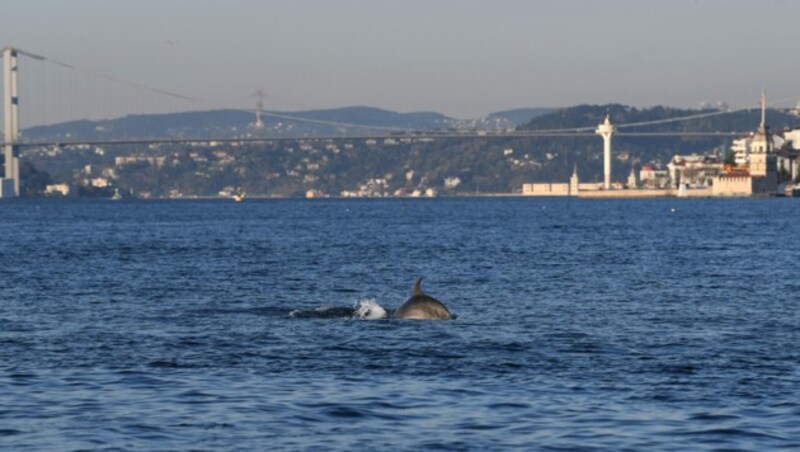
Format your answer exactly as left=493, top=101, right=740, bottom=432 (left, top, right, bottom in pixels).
left=2, top=47, right=20, bottom=197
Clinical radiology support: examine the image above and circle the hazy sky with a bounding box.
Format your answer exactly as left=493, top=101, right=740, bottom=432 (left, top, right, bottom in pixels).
left=2, top=0, right=800, bottom=121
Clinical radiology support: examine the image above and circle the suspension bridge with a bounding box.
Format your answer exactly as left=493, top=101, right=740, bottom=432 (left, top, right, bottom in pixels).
left=1, top=46, right=791, bottom=197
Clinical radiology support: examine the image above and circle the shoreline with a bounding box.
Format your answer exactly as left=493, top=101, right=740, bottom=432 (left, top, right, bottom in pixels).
left=10, top=192, right=795, bottom=201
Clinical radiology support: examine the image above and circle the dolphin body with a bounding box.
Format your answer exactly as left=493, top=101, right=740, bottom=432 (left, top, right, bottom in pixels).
left=392, top=278, right=452, bottom=320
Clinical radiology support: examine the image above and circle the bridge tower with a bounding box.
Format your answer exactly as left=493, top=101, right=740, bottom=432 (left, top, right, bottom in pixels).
left=251, top=89, right=267, bottom=130
left=595, top=115, right=616, bottom=190
left=2, top=47, right=20, bottom=197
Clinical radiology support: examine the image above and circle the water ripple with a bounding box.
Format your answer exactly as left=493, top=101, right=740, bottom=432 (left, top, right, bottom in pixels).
left=2, top=198, right=800, bottom=449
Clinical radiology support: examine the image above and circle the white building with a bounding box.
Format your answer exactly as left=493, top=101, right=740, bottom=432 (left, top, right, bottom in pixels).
left=730, top=128, right=785, bottom=167
left=45, top=184, right=71, bottom=196
left=782, top=128, right=800, bottom=150
left=712, top=93, right=779, bottom=196
left=667, top=154, right=723, bottom=188
left=639, top=164, right=670, bottom=189
left=777, top=128, right=800, bottom=181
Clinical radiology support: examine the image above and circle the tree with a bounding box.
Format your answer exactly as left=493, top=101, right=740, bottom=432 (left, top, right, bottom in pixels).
left=20, top=160, right=53, bottom=197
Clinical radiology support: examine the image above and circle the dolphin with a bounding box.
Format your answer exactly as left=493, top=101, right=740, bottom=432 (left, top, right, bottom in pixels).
left=392, top=278, right=452, bottom=320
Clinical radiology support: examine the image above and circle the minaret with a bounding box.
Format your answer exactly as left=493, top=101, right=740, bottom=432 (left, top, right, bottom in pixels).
left=596, top=115, right=616, bottom=190
left=569, top=164, right=579, bottom=196
left=749, top=90, right=776, bottom=187
left=757, top=89, right=771, bottom=153
left=627, top=166, right=638, bottom=189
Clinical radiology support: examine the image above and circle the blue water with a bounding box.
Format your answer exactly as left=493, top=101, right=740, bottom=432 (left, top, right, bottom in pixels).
left=2, top=198, right=800, bottom=450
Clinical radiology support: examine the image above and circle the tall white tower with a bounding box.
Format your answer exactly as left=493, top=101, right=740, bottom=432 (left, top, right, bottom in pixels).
left=596, top=115, right=616, bottom=190
left=2, top=47, right=20, bottom=197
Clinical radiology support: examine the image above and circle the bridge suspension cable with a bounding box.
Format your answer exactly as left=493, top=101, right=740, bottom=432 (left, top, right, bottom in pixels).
left=5, top=46, right=798, bottom=141
left=41, top=57, right=201, bottom=103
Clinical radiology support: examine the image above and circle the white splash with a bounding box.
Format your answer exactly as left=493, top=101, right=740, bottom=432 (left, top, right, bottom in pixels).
left=353, top=298, right=388, bottom=320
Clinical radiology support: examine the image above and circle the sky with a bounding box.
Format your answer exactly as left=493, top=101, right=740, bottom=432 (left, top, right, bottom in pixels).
left=2, top=0, right=800, bottom=123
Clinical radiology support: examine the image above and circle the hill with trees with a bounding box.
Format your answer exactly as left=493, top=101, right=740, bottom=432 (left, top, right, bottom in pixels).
left=19, top=104, right=800, bottom=197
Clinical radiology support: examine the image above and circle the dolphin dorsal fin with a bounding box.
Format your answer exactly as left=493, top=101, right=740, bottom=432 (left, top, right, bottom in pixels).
left=412, top=277, right=423, bottom=295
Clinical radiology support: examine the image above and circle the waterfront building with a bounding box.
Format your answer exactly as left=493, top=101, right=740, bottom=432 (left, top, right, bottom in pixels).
left=626, top=167, right=639, bottom=189
left=521, top=182, right=572, bottom=196
left=731, top=133, right=786, bottom=167
left=711, top=92, right=779, bottom=196
left=776, top=148, right=799, bottom=182
left=639, top=164, right=670, bottom=189
left=44, top=184, right=71, bottom=196
left=522, top=166, right=582, bottom=196
left=731, top=136, right=751, bottom=166
left=776, top=128, right=800, bottom=181
left=712, top=172, right=753, bottom=197
left=521, top=94, right=784, bottom=198
left=730, top=96, right=787, bottom=170
left=782, top=128, right=800, bottom=150
left=667, top=154, right=723, bottom=188
left=0, top=178, right=15, bottom=197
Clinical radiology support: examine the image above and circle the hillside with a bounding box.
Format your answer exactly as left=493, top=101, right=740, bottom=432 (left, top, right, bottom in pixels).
left=22, top=106, right=457, bottom=142
left=487, top=108, right=554, bottom=125
left=21, top=106, right=559, bottom=142
left=19, top=104, right=800, bottom=198
left=522, top=104, right=798, bottom=134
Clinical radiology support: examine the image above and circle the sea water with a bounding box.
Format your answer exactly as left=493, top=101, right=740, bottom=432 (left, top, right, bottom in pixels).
left=1, top=197, right=799, bottom=449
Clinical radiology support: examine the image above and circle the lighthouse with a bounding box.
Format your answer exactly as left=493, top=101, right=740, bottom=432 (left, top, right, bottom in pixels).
left=596, top=115, right=616, bottom=190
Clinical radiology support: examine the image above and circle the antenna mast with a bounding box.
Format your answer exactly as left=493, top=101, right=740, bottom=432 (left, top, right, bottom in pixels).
left=251, top=89, right=266, bottom=129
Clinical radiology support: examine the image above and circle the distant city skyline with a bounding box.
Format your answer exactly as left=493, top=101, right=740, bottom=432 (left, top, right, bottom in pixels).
left=2, top=0, right=800, bottom=124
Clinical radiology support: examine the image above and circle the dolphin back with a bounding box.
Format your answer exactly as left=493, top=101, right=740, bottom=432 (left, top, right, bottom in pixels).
left=393, top=278, right=452, bottom=320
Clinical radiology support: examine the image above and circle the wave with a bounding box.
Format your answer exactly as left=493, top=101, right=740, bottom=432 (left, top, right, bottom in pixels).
left=289, top=298, right=391, bottom=320
left=352, top=298, right=388, bottom=319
